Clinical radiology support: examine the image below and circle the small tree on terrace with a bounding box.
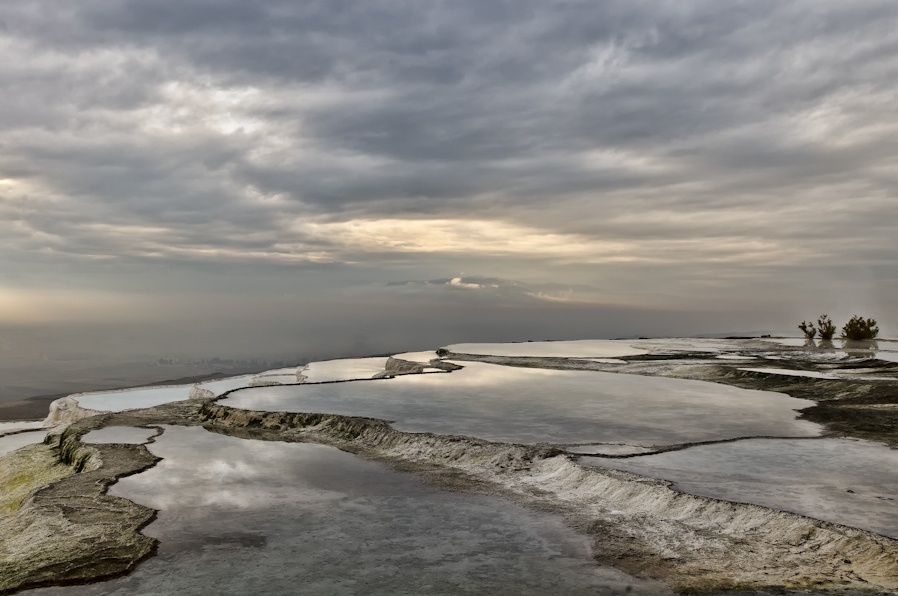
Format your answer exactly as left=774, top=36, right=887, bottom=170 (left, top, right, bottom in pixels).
left=817, top=314, right=837, bottom=341
left=842, top=315, right=879, bottom=340
left=798, top=321, right=816, bottom=339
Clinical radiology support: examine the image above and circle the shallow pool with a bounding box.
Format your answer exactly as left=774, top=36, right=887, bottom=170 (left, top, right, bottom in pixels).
left=444, top=339, right=647, bottom=359
left=300, top=357, right=389, bottom=383
left=23, top=426, right=668, bottom=595
left=81, top=426, right=158, bottom=445
left=0, top=430, right=48, bottom=457
left=582, top=437, right=898, bottom=539
left=221, top=362, right=821, bottom=446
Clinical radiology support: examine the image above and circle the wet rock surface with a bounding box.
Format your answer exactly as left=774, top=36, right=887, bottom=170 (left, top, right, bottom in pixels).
left=2, top=338, right=898, bottom=594
left=0, top=404, right=202, bottom=595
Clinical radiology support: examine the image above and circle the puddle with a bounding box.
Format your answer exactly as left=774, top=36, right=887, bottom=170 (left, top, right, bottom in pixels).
left=81, top=426, right=158, bottom=445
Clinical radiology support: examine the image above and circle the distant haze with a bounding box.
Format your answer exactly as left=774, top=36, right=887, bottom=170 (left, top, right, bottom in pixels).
left=1, top=1, right=896, bottom=380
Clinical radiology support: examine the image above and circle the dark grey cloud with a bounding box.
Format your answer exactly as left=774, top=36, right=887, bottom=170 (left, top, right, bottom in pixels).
left=1, top=0, right=897, bottom=344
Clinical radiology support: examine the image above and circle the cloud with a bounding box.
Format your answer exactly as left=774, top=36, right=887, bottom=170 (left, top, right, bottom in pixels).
left=448, top=277, right=492, bottom=289
left=382, top=276, right=607, bottom=307
left=1, top=0, right=897, bottom=341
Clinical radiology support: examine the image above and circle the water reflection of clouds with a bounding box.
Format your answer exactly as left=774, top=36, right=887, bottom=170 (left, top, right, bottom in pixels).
left=300, top=357, right=389, bottom=383
left=62, top=425, right=665, bottom=595
left=222, top=362, right=821, bottom=446
left=444, top=340, right=647, bottom=358
left=75, top=386, right=192, bottom=412
left=113, top=428, right=348, bottom=511
left=0, top=430, right=47, bottom=456
left=81, top=426, right=156, bottom=444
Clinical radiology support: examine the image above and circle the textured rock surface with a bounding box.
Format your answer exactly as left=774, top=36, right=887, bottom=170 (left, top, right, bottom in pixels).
left=0, top=405, right=202, bottom=595
left=0, top=443, right=73, bottom=516
left=199, top=402, right=898, bottom=594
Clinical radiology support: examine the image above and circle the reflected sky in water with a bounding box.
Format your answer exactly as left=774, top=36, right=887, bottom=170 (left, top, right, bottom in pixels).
left=0, top=430, right=47, bottom=456
left=445, top=340, right=647, bottom=358
left=221, top=362, right=821, bottom=446
left=75, top=385, right=193, bottom=412
left=81, top=426, right=157, bottom=445
left=299, top=357, right=388, bottom=383
left=23, top=426, right=668, bottom=595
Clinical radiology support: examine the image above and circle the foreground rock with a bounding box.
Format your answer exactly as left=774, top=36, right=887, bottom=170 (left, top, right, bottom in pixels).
left=0, top=405, right=201, bottom=595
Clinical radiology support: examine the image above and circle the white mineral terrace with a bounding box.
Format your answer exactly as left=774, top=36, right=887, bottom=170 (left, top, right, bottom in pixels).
left=73, top=385, right=195, bottom=412
left=298, top=357, right=388, bottom=383
left=444, top=339, right=648, bottom=358
left=52, top=368, right=298, bottom=416
left=221, top=360, right=821, bottom=446
left=583, top=437, right=898, bottom=539
left=767, top=337, right=898, bottom=363
left=391, top=351, right=439, bottom=363
left=191, top=374, right=257, bottom=396
left=6, top=337, right=898, bottom=594
left=54, top=337, right=886, bottom=419
left=44, top=355, right=415, bottom=418
left=0, top=421, right=47, bottom=436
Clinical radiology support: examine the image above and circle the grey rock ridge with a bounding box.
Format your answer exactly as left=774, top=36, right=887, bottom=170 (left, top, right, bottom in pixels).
left=378, top=356, right=426, bottom=375
left=1, top=337, right=898, bottom=594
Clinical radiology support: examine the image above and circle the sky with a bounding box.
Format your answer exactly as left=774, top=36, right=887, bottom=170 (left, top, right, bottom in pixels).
left=1, top=0, right=897, bottom=363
